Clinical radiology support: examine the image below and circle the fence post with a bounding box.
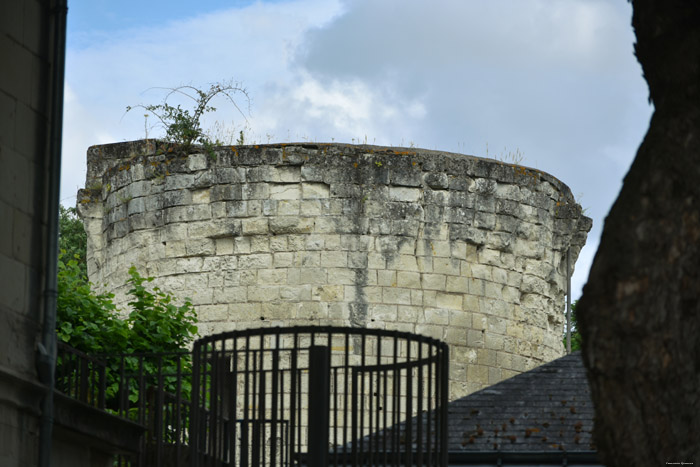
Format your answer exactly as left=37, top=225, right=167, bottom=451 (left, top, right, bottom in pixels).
left=308, top=345, right=330, bottom=467
left=567, top=247, right=572, bottom=353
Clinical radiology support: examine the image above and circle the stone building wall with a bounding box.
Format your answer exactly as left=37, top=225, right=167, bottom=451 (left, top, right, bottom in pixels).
left=77, top=140, right=591, bottom=399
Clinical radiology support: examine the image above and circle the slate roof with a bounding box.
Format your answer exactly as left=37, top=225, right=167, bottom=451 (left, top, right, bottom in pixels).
left=447, top=351, right=596, bottom=454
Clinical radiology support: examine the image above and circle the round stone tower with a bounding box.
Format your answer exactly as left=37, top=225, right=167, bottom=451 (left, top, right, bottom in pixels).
left=77, top=140, right=591, bottom=399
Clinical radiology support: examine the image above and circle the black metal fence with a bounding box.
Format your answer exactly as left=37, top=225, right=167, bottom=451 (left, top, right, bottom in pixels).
left=55, top=326, right=449, bottom=466
left=56, top=342, right=107, bottom=409
left=55, top=344, right=193, bottom=466
left=191, top=326, right=450, bottom=467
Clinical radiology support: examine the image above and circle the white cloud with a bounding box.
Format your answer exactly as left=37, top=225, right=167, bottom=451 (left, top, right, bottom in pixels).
left=61, top=0, right=653, bottom=297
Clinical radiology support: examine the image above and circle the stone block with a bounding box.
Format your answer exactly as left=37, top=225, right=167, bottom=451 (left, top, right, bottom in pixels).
left=188, top=153, right=208, bottom=171
left=258, top=269, right=287, bottom=285
left=424, top=307, right=450, bottom=325
left=198, top=304, right=228, bottom=321
left=415, top=324, right=443, bottom=340
left=296, top=301, right=327, bottom=320
left=367, top=253, right=386, bottom=269
left=421, top=273, right=446, bottom=291
left=250, top=236, right=270, bottom=253
left=484, top=281, right=503, bottom=299
left=388, top=186, right=421, bottom=203
left=312, top=285, right=344, bottom=302
left=280, top=285, right=311, bottom=301
left=387, top=254, right=419, bottom=272
left=435, top=292, right=462, bottom=310
left=377, top=270, right=396, bottom=287
left=276, top=200, right=300, bottom=216
left=273, top=252, right=294, bottom=268
left=248, top=286, right=280, bottom=302
left=302, top=182, right=330, bottom=199
left=485, top=333, right=504, bottom=350
left=297, top=268, right=327, bottom=285
left=368, top=304, right=397, bottom=322
left=269, top=183, right=300, bottom=200
left=270, top=217, right=314, bottom=234
left=299, top=199, right=325, bottom=216
left=270, top=236, right=288, bottom=251
left=165, top=204, right=211, bottom=223
left=327, top=268, right=355, bottom=285
left=396, top=271, right=420, bottom=288
left=467, top=329, right=485, bottom=348
left=445, top=276, right=468, bottom=293
left=382, top=287, right=411, bottom=305
left=321, top=251, right=347, bottom=268
left=411, top=289, right=423, bottom=305
left=246, top=199, right=263, bottom=216
left=0, top=255, right=26, bottom=312
left=433, top=257, right=461, bottom=276
left=463, top=295, right=480, bottom=312
left=397, top=305, right=421, bottom=323
left=238, top=253, right=272, bottom=269
left=347, top=252, right=368, bottom=268
left=301, top=165, right=324, bottom=182
left=186, top=238, right=215, bottom=256
left=423, top=173, right=449, bottom=189
left=241, top=218, right=269, bottom=235
left=164, top=174, right=195, bottom=191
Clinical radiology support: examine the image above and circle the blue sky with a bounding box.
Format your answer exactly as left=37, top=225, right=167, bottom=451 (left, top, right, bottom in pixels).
left=61, top=0, right=654, bottom=301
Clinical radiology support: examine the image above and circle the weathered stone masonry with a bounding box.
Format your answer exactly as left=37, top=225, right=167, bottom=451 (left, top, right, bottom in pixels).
left=77, top=140, right=591, bottom=400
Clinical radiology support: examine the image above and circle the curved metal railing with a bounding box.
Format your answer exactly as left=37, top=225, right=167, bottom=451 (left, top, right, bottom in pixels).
left=190, top=326, right=449, bottom=467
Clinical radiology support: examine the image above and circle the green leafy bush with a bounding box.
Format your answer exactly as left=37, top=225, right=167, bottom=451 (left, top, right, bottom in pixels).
left=56, top=254, right=127, bottom=354
left=58, top=206, right=87, bottom=278
left=56, top=253, right=198, bottom=408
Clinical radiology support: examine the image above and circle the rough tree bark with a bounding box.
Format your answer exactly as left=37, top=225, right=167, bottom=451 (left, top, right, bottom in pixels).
left=577, top=1, right=700, bottom=465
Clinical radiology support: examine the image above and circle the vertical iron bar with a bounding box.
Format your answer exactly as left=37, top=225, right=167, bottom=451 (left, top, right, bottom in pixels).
left=351, top=367, right=358, bottom=467
left=368, top=364, right=374, bottom=467
left=406, top=341, right=413, bottom=467
left=98, top=360, right=106, bottom=410
left=230, top=338, right=238, bottom=467
left=79, top=357, right=88, bottom=403
left=566, top=247, right=572, bottom=354
left=252, top=346, right=260, bottom=467
left=343, top=332, right=349, bottom=466
left=417, top=343, right=424, bottom=467
left=255, top=356, right=265, bottom=467
left=271, top=335, right=279, bottom=467
left=439, top=346, right=449, bottom=467
left=242, top=336, right=250, bottom=467
left=427, top=347, right=433, bottom=464
left=155, top=356, right=164, bottom=467
left=190, top=345, right=200, bottom=467
left=308, top=345, right=330, bottom=467
left=220, top=339, right=227, bottom=464
left=289, top=333, right=298, bottom=464
left=359, top=334, right=366, bottom=460
left=296, top=366, right=302, bottom=461
left=382, top=354, right=388, bottom=467
left=392, top=336, right=399, bottom=467
left=333, top=366, right=338, bottom=467
left=175, top=355, right=182, bottom=466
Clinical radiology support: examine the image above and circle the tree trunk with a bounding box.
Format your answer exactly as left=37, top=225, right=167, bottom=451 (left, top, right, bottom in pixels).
left=577, top=1, right=700, bottom=466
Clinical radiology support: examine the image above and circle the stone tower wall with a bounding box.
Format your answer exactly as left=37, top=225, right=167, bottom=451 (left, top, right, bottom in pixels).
left=77, top=140, right=591, bottom=399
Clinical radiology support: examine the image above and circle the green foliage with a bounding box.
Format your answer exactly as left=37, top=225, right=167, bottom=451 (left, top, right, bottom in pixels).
left=124, top=266, right=198, bottom=354
left=56, top=254, right=127, bottom=354
left=563, top=300, right=582, bottom=351
left=58, top=205, right=87, bottom=278
left=56, top=257, right=198, bottom=408
left=126, top=81, right=249, bottom=153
